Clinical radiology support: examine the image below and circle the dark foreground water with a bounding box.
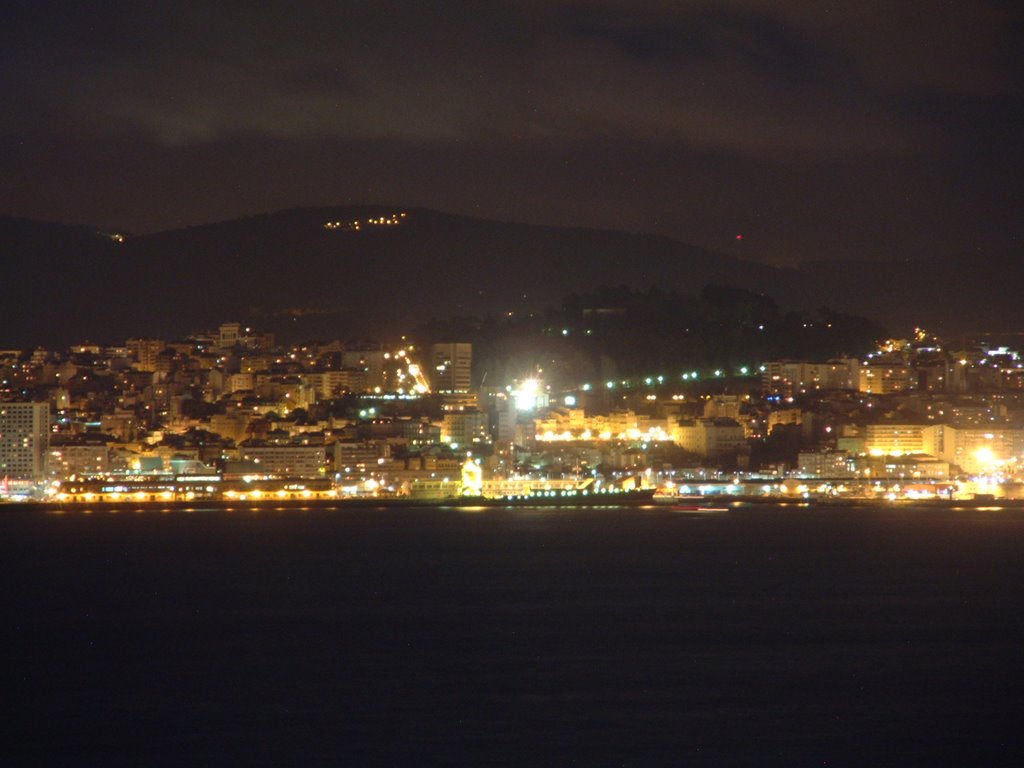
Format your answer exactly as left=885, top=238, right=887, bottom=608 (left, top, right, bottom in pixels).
left=4, top=504, right=1024, bottom=767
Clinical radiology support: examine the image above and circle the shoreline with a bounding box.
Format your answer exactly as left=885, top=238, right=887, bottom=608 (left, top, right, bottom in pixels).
left=4, top=494, right=1024, bottom=513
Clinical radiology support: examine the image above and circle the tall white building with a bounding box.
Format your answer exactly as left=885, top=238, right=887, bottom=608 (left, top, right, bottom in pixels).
left=0, top=402, right=50, bottom=480
left=431, top=343, right=472, bottom=393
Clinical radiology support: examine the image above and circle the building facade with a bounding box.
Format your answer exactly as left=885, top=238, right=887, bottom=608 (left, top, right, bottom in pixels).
left=0, top=402, right=50, bottom=480
left=431, top=343, right=472, bottom=393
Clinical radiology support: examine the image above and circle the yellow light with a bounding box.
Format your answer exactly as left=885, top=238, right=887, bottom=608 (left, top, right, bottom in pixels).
left=975, top=447, right=995, bottom=465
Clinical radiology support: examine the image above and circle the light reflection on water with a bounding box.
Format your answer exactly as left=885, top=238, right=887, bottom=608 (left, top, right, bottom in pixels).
left=5, top=500, right=1024, bottom=765
left=28, top=501, right=1024, bottom=524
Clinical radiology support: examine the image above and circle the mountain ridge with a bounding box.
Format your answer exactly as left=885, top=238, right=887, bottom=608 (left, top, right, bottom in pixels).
left=1, top=207, right=1017, bottom=346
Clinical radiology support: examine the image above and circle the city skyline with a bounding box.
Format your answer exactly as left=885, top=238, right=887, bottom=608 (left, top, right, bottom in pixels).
left=4, top=317, right=1023, bottom=499
left=6, top=6, right=1024, bottom=764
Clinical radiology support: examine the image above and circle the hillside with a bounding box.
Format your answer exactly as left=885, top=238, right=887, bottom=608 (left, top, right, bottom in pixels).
left=1, top=207, right=1018, bottom=346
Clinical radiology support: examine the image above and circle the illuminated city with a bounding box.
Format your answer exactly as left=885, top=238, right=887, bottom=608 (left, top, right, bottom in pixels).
left=4, top=2, right=1023, bottom=765
left=4, top=322, right=1023, bottom=506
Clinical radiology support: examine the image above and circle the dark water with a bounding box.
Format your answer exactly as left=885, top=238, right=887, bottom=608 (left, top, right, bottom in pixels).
left=4, top=504, right=1024, bottom=767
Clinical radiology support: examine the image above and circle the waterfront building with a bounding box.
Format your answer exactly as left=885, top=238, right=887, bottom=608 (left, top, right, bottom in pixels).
left=0, top=402, right=50, bottom=481
left=797, top=450, right=857, bottom=478
left=238, top=443, right=328, bottom=478
left=864, top=424, right=927, bottom=455
left=47, top=442, right=110, bottom=480
left=673, top=418, right=746, bottom=458
left=334, top=440, right=390, bottom=477
left=924, top=424, right=1024, bottom=475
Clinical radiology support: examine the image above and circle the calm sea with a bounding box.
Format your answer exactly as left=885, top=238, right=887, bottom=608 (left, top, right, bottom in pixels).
left=3, top=504, right=1024, bottom=766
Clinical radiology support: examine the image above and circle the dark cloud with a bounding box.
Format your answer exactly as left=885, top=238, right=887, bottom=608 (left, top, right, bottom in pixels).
left=2, top=0, right=1021, bottom=263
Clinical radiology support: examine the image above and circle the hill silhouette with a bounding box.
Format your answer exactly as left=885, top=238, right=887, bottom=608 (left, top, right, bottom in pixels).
left=1, top=207, right=1018, bottom=346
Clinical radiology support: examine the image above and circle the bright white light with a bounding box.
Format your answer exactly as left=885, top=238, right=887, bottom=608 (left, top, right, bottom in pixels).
left=514, top=378, right=542, bottom=411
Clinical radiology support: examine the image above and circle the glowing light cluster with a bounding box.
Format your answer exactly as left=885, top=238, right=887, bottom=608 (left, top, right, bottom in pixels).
left=535, top=426, right=672, bottom=443
left=324, top=212, right=407, bottom=231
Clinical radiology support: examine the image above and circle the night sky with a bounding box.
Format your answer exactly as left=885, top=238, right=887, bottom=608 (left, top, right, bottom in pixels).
left=3, top=1, right=1021, bottom=265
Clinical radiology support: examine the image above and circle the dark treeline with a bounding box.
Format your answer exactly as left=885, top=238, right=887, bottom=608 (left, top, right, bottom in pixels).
left=416, top=285, right=886, bottom=387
